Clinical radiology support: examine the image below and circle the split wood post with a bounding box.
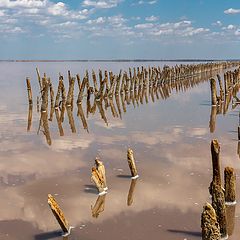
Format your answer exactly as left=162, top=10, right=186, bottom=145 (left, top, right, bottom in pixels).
left=211, top=180, right=227, bottom=238
left=127, top=148, right=139, bottom=179
left=26, top=77, right=33, bottom=105
left=91, top=195, right=106, bottom=218
left=210, top=78, right=217, bottom=106
left=66, top=105, right=76, bottom=133
left=95, top=158, right=107, bottom=190
left=91, top=167, right=106, bottom=195
left=76, top=74, right=81, bottom=91
left=77, top=76, right=87, bottom=104
left=224, top=167, right=236, bottom=204
left=92, top=70, right=99, bottom=93
left=224, top=73, right=228, bottom=96
left=48, top=194, right=69, bottom=234
left=127, top=178, right=138, bottom=206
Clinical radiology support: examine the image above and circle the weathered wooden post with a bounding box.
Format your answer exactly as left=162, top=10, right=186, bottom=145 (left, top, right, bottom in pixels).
left=127, top=148, right=139, bottom=179
left=217, top=74, right=224, bottom=102
left=91, top=167, right=106, bottom=195
left=210, top=139, right=221, bottom=188
left=127, top=178, right=138, bottom=206
left=95, top=158, right=108, bottom=191
left=36, top=67, right=43, bottom=93
left=201, top=202, right=221, bottom=240
left=209, top=106, right=217, bottom=133
left=66, top=77, right=75, bottom=107
left=91, top=195, right=106, bottom=218
left=210, top=78, right=217, bottom=106
left=211, top=180, right=227, bottom=238
left=55, top=108, right=64, bottom=136
left=48, top=194, right=69, bottom=234
left=41, top=79, right=49, bottom=113
left=224, top=167, right=236, bottom=205
left=26, top=77, right=33, bottom=105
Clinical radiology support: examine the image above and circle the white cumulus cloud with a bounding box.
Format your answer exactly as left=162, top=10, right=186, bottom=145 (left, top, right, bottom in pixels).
left=82, top=0, right=122, bottom=8
left=224, top=8, right=240, bottom=14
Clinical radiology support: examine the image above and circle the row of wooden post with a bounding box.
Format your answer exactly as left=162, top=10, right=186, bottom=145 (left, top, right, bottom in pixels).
left=48, top=148, right=138, bottom=235
left=201, top=139, right=236, bottom=239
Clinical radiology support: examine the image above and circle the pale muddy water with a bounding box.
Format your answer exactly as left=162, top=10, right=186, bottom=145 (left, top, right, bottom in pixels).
left=0, top=62, right=240, bottom=240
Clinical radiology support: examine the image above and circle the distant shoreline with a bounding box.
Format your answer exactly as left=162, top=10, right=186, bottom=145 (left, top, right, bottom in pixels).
left=0, top=59, right=239, bottom=63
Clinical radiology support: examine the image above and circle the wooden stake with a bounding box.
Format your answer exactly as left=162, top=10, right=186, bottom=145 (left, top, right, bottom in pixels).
left=95, top=158, right=107, bottom=190
left=27, top=104, right=32, bottom=131
left=26, top=77, right=33, bottom=105
left=224, top=167, right=236, bottom=204
left=211, top=180, right=227, bottom=237
left=209, top=106, right=217, bottom=133
left=91, top=167, right=106, bottom=195
left=127, top=148, right=139, bottom=179
left=210, top=139, right=221, bottom=189
left=48, top=194, right=69, bottom=233
left=210, top=78, right=217, bottom=106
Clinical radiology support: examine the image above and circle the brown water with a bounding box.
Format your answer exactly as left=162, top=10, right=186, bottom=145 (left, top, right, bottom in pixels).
left=0, top=62, right=240, bottom=240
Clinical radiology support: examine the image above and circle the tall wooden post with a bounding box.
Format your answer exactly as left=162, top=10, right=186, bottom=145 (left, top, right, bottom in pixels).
left=127, top=148, right=139, bottom=179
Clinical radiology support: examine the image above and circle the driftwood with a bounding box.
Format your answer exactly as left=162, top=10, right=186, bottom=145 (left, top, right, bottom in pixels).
left=48, top=194, right=69, bottom=233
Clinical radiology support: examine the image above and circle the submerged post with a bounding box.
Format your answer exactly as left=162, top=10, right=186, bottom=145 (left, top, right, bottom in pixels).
left=201, top=202, right=221, bottom=240
left=91, top=167, right=106, bottom=195
left=48, top=194, right=69, bottom=234
left=127, top=148, right=139, bottom=179
left=224, top=167, right=236, bottom=205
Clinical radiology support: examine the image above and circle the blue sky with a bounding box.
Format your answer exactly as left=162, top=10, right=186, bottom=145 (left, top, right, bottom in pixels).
left=0, top=0, right=240, bottom=59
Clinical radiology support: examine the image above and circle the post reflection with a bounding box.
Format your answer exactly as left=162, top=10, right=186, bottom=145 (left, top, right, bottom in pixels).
left=91, top=195, right=107, bottom=218
left=127, top=178, right=138, bottom=206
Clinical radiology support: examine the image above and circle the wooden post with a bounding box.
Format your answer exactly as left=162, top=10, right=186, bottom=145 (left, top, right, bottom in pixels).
left=66, top=77, right=75, bottom=107
left=127, top=148, right=139, bottom=179
left=41, top=80, right=49, bottom=113
left=55, top=108, right=64, bottom=136
left=91, top=167, right=106, bottom=195
left=209, top=106, right=217, bottom=133
left=66, top=105, right=76, bottom=133
left=55, top=76, right=63, bottom=108
left=210, top=139, right=221, bottom=188
left=217, top=74, right=224, bottom=102
left=77, top=76, right=87, bottom=104
left=224, top=167, right=236, bottom=204
left=95, top=158, right=107, bottom=190
left=48, top=194, right=69, bottom=234
left=210, top=78, right=217, bottom=106
left=26, top=78, right=33, bottom=105
left=238, top=126, right=240, bottom=141
left=211, top=180, right=227, bottom=238
left=127, top=178, right=138, bottom=206
left=91, top=195, right=106, bottom=218
left=36, top=67, right=43, bottom=93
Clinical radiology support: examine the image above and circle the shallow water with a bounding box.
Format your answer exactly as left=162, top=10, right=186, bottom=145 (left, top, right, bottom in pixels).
left=0, top=62, right=240, bottom=240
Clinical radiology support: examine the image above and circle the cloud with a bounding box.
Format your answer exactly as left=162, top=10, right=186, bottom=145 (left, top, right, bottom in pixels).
left=224, top=8, right=240, bottom=14
left=212, top=20, right=222, bottom=27
left=145, top=15, right=158, bottom=22
left=135, top=23, right=154, bottom=29
left=0, top=0, right=47, bottom=8
left=82, top=0, right=122, bottom=9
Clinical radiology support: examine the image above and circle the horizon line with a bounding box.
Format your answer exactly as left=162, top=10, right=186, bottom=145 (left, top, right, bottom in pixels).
left=0, top=58, right=239, bottom=63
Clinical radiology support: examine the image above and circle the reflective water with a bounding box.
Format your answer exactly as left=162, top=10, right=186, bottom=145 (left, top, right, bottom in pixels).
left=0, top=62, right=240, bottom=240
